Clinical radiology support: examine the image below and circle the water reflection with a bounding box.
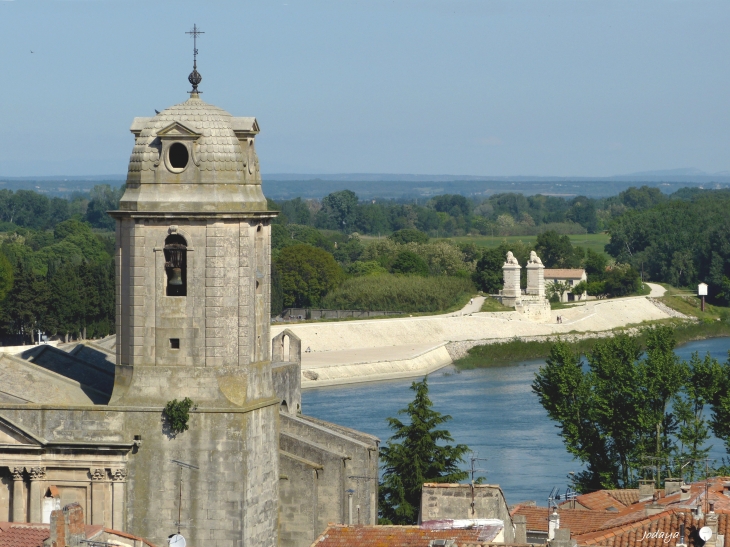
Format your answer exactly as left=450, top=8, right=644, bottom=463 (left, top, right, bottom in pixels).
left=303, top=337, right=730, bottom=505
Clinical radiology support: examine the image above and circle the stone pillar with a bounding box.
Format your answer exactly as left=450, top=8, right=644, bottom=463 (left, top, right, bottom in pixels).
left=706, top=506, right=719, bottom=547
left=514, top=514, right=527, bottom=544
left=111, top=469, right=127, bottom=531
left=90, top=468, right=106, bottom=526
left=12, top=466, right=25, bottom=523
left=526, top=262, right=545, bottom=297
left=28, top=466, right=45, bottom=523
left=501, top=253, right=522, bottom=307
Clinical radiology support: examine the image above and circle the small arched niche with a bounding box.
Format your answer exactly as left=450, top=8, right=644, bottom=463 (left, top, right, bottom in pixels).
left=164, top=234, right=187, bottom=296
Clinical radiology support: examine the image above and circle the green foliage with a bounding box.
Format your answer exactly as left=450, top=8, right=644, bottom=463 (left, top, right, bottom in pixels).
left=85, top=184, right=124, bottom=230
left=0, top=252, right=12, bottom=302
left=315, top=190, right=359, bottom=231
left=619, top=186, right=667, bottom=210
left=163, top=397, right=196, bottom=435
left=321, top=274, right=474, bottom=313
left=389, top=229, right=429, bottom=245
left=605, top=191, right=730, bottom=294
left=675, top=352, right=722, bottom=482
left=532, top=326, right=720, bottom=492
left=535, top=230, right=583, bottom=268
left=391, top=250, right=429, bottom=276
left=546, top=280, right=572, bottom=301
left=379, top=378, right=469, bottom=524
left=276, top=244, right=344, bottom=308
left=473, top=247, right=505, bottom=293
left=346, top=260, right=388, bottom=277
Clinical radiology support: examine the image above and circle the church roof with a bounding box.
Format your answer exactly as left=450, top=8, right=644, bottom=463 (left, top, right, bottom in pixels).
left=128, top=96, right=245, bottom=175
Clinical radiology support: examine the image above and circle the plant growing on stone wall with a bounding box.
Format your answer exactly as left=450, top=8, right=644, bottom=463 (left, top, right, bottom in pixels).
left=163, top=397, right=196, bottom=435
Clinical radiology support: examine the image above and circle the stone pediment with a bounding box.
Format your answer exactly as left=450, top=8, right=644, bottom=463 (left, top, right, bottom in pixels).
left=232, top=117, right=260, bottom=137
left=156, top=121, right=202, bottom=139
left=0, top=415, right=45, bottom=448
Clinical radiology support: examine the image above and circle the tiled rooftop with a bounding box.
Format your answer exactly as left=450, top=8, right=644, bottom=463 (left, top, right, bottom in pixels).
left=511, top=506, right=617, bottom=535
left=0, top=523, right=49, bottom=547
left=310, top=524, right=488, bottom=547
left=575, top=510, right=730, bottom=547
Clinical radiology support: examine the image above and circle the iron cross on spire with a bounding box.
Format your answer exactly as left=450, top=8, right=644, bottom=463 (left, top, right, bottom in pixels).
left=186, top=24, right=204, bottom=94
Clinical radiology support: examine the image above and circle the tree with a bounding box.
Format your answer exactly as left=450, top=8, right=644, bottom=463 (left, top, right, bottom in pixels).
left=379, top=377, right=469, bottom=524
left=276, top=244, right=344, bottom=308
left=532, top=340, right=609, bottom=492
left=85, top=184, right=124, bottom=230
left=535, top=231, right=583, bottom=268
left=533, top=329, right=691, bottom=491
left=316, top=190, right=359, bottom=232
left=584, top=249, right=608, bottom=281
left=0, top=252, right=13, bottom=303
left=675, top=352, right=722, bottom=482
left=389, top=229, right=429, bottom=245
left=640, top=327, right=686, bottom=482
left=391, top=250, right=429, bottom=276
left=546, top=280, right=572, bottom=302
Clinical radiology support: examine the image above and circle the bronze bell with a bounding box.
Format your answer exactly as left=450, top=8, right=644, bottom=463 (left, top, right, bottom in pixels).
left=169, top=267, right=183, bottom=286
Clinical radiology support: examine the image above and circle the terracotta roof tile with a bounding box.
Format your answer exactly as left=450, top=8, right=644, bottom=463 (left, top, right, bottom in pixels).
left=575, top=510, right=730, bottom=547
left=310, top=524, right=486, bottom=547
left=571, top=490, right=631, bottom=511
left=511, top=506, right=617, bottom=535
left=0, top=523, right=49, bottom=547
left=543, top=269, right=586, bottom=279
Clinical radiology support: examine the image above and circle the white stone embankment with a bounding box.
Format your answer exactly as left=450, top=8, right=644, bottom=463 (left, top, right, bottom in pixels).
left=274, top=284, right=682, bottom=387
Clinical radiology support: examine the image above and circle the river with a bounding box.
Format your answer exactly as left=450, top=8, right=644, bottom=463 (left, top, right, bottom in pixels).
left=302, top=337, right=730, bottom=505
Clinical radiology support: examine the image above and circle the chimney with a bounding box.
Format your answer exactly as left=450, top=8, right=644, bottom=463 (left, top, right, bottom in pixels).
left=48, top=503, right=85, bottom=547
left=548, top=509, right=560, bottom=541
left=706, top=503, right=719, bottom=547
left=639, top=481, right=655, bottom=501
left=680, top=485, right=691, bottom=502
left=645, top=494, right=664, bottom=516
left=723, top=482, right=730, bottom=498
left=551, top=528, right=575, bottom=547
left=514, top=514, right=527, bottom=544
left=665, top=479, right=683, bottom=497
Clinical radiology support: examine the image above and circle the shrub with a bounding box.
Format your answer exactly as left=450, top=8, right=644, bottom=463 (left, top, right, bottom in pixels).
left=321, top=274, right=475, bottom=313
left=276, top=244, right=344, bottom=307
left=391, top=250, right=429, bottom=276
left=388, top=229, right=429, bottom=245
left=163, top=397, right=196, bottom=435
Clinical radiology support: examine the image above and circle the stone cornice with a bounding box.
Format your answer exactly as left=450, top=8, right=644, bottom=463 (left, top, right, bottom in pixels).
left=107, top=210, right=278, bottom=220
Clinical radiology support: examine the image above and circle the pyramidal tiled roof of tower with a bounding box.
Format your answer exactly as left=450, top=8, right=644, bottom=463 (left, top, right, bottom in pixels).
left=128, top=96, right=244, bottom=174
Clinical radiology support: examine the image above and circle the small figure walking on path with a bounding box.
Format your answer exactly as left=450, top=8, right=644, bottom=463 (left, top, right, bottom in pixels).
left=470, top=298, right=474, bottom=305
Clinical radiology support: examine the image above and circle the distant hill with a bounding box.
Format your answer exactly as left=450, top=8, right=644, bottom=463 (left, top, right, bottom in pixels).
left=2, top=169, right=729, bottom=199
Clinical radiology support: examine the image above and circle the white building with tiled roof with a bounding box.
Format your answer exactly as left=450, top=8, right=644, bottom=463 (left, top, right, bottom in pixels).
left=544, top=268, right=588, bottom=302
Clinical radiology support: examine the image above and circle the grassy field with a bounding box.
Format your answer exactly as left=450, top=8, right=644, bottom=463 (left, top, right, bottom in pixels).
left=448, top=233, right=611, bottom=255
left=480, top=297, right=512, bottom=312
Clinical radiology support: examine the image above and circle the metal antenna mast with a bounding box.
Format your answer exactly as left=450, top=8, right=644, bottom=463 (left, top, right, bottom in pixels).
left=171, top=459, right=199, bottom=534
left=468, top=452, right=488, bottom=516
left=186, top=24, right=204, bottom=94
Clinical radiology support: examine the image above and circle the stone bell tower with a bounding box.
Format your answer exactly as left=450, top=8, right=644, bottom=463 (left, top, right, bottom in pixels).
left=108, top=45, right=280, bottom=546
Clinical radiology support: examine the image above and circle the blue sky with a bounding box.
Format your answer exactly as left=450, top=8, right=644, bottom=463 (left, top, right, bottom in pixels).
left=1, top=0, right=728, bottom=177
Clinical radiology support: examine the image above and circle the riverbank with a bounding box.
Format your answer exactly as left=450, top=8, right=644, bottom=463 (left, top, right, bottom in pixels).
left=455, top=316, right=730, bottom=369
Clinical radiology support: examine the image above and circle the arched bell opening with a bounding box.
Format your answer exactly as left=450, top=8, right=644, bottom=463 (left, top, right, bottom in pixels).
left=164, top=234, right=187, bottom=296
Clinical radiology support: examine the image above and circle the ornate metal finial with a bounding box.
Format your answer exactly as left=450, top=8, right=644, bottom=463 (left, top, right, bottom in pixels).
left=186, top=24, right=204, bottom=94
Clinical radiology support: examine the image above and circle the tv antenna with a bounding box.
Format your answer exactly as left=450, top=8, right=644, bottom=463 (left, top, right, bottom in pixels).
left=468, top=452, right=488, bottom=516
left=548, top=486, right=577, bottom=511
left=171, top=459, right=199, bottom=535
